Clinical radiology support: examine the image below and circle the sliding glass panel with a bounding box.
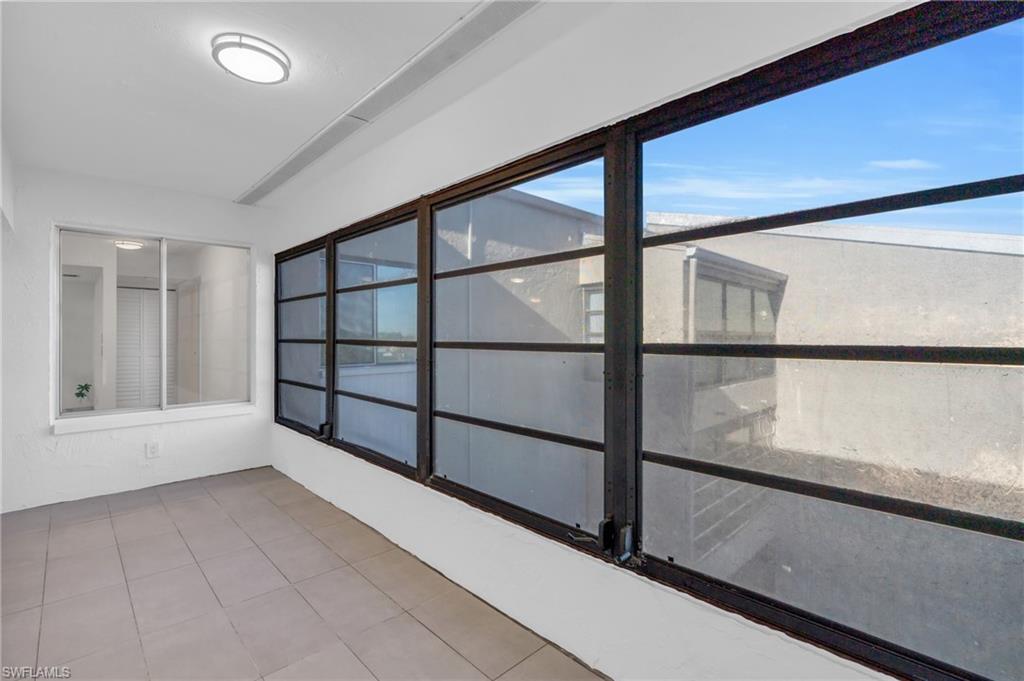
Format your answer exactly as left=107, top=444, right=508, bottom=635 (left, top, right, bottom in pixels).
left=641, top=20, right=1024, bottom=234
left=278, top=298, right=326, bottom=339
left=435, top=349, right=603, bottom=441
left=336, top=396, right=416, bottom=466
left=435, top=256, right=604, bottom=343
left=435, top=159, right=605, bottom=273
left=435, top=417, right=603, bottom=532
left=337, top=347, right=416, bottom=405
left=642, top=463, right=1024, bottom=681
left=278, top=343, right=326, bottom=387
left=279, top=383, right=325, bottom=430
left=336, top=219, right=417, bottom=285
left=643, top=355, right=1023, bottom=520
left=166, top=240, right=250, bottom=405
left=336, top=285, right=416, bottom=341
left=278, top=249, right=326, bottom=298
left=59, top=231, right=161, bottom=413
left=643, top=195, right=1024, bottom=345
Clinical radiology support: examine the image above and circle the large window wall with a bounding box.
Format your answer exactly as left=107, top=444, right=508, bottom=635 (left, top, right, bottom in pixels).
left=274, top=4, right=1023, bottom=680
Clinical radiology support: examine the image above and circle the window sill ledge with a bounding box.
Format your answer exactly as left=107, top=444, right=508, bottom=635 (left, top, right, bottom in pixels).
left=52, top=402, right=257, bottom=435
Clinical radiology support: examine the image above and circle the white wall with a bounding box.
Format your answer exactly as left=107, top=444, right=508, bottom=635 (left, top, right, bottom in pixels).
left=268, top=3, right=906, bottom=679
left=1, top=167, right=277, bottom=511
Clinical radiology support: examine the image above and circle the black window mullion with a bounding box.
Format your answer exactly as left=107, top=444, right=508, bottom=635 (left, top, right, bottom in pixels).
left=324, top=239, right=337, bottom=439
left=604, top=124, right=641, bottom=560
left=417, top=200, right=433, bottom=483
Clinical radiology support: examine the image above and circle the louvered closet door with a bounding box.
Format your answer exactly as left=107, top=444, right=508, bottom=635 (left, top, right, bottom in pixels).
left=116, top=288, right=176, bottom=408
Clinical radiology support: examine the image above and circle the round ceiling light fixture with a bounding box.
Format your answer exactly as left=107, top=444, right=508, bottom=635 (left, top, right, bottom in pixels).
left=114, top=240, right=145, bottom=250
left=211, top=33, right=290, bottom=84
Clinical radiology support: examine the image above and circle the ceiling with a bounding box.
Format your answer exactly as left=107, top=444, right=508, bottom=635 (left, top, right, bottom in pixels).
left=2, top=2, right=477, bottom=200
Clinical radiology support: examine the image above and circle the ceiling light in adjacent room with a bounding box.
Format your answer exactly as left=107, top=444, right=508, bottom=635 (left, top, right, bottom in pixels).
left=113, top=240, right=145, bottom=250
left=211, top=33, right=290, bottom=84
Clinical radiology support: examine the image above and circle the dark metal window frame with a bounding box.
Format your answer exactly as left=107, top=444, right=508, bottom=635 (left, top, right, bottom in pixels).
left=274, top=4, right=1024, bottom=680
left=332, top=212, right=420, bottom=476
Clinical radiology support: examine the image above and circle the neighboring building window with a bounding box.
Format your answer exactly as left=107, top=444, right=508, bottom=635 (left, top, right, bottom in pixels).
left=59, top=229, right=251, bottom=417
left=583, top=286, right=604, bottom=344
left=693, top=275, right=778, bottom=388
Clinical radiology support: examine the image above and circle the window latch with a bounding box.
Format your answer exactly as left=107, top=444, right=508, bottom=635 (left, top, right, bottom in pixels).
left=317, top=422, right=333, bottom=441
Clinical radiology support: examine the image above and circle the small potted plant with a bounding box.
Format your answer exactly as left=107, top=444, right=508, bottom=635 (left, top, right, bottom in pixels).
left=75, top=383, right=92, bottom=402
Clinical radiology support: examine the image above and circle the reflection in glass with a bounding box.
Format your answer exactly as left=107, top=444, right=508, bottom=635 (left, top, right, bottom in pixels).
left=435, top=417, right=604, bottom=532
left=166, top=240, right=250, bottom=405
left=642, top=464, right=1024, bottom=681
left=336, top=285, right=416, bottom=342
left=59, top=231, right=161, bottom=413
left=278, top=343, right=325, bottom=387
left=279, top=383, right=324, bottom=429
left=643, top=354, right=1023, bottom=521
left=336, top=220, right=417, bottom=285
left=336, top=396, right=416, bottom=465
left=435, top=159, right=604, bottom=272
left=337, top=347, right=416, bottom=405
left=642, top=195, right=1023, bottom=346
left=435, top=257, right=603, bottom=343
left=278, top=249, right=326, bottom=298
left=278, top=298, right=326, bottom=340
left=435, top=349, right=603, bottom=441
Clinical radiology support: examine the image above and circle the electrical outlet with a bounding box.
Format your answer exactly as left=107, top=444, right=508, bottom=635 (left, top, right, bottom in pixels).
left=145, top=442, right=160, bottom=459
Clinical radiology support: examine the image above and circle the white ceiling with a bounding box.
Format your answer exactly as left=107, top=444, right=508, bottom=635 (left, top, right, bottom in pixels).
left=2, top=1, right=477, bottom=200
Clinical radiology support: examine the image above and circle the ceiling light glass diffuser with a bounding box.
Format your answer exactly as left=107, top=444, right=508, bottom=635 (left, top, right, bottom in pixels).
left=114, top=240, right=145, bottom=250
left=212, top=33, right=290, bottom=84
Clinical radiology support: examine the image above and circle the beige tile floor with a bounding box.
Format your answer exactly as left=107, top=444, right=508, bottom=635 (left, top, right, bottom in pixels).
left=1, top=467, right=604, bottom=681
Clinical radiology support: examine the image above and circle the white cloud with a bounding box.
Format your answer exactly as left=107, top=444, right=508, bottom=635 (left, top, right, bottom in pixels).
left=868, top=159, right=939, bottom=170
left=643, top=175, right=880, bottom=201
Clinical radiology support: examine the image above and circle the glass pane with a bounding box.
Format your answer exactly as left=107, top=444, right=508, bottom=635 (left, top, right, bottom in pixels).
left=642, top=464, right=1024, bottom=681
left=336, top=344, right=375, bottom=367
left=337, top=348, right=416, bottom=405
left=435, top=349, right=603, bottom=441
left=59, top=231, right=161, bottom=414
left=279, top=383, right=325, bottom=429
left=336, top=396, right=416, bottom=465
left=336, top=219, right=417, bottom=286
left=278, top=297, right=326, bottom=339
left=166, top=240, right=249, bottom=405
left=435, top=417, right=604, bottom=532
left=435, top=159, right=604, bottom=273
left=725, top=284, right=752, bottom=335
left=642, top=21, right=1024, bottom=234
left=586, top=290, right=604, bottom=312
left=642, top=195, right=1023, bottom=345
left=278, top=249, right=326, bottom=298
left=336, top=284, right=416, bottom=342
left=753, top=289, right=775, bottom=335
left=435, top=256, right=603, bottom=343
left=278, top=343, right=326, bottom=387
left=642, top=354, right=1023, bottom=520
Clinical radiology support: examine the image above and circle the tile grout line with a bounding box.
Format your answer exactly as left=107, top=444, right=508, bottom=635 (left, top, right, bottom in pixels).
left=107, top=496, right=152, bottom=681
left=31, top=507, right=52, bottom=668
left=198, top=475, right=293, bottom=679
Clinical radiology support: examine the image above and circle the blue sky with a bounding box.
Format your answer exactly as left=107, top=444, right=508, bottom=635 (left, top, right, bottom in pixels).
left=519, top=19, right=1023, bottom=235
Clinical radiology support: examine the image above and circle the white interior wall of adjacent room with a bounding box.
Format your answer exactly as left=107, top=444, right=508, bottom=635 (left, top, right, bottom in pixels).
left=268, top=3, right=905, bottom=679
left=1, top=166, right=277, bottom=511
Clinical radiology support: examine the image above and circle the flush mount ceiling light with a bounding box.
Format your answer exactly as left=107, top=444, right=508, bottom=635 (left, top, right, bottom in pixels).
left=114, top=240, right=144, bottom=250
left=212, top=33, right=290, bottom=84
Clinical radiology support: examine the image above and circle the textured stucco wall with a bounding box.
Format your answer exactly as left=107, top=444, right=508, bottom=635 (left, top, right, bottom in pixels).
left=1, top=167, right=277, bottom=511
